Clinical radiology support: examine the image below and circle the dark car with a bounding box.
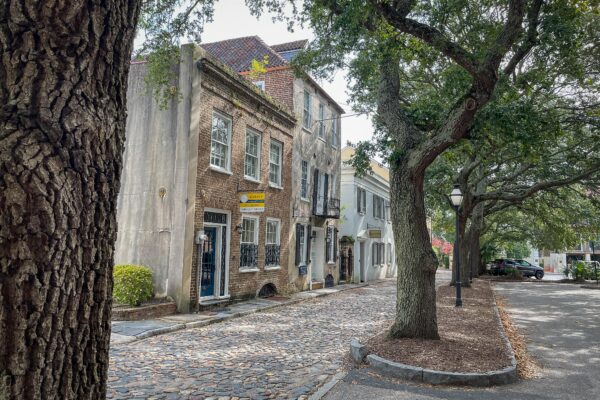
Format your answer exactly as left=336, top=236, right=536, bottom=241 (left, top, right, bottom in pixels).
left=515, top=259, right=545, bottom=279
left=491, top=258, right=544, bottom=279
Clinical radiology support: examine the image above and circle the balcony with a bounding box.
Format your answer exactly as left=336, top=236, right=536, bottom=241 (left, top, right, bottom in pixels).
left=313, top=195, right=340, bottom=219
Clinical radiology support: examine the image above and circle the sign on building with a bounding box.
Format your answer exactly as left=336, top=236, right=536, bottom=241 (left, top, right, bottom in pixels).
left=368, top=229, right=382, bottom=238
left=239, top=192, right=265, bottom=212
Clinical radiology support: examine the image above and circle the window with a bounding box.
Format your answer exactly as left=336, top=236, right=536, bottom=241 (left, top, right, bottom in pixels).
left=303, top=90, right=312, bottom=130
left=253, top=81, right=265, bottom=91
left=265, top=219, right=280, bottom=266
left=295, top=224, right=310, bottom=266
left=330, top=174, right=338, bottom=199
left=326, top=226, right=338, bottom=263
left=318, top=103, right=325, bottom=139
left=313, top=170, right=328, bottom=215
left=300, top=160, right=309, bottom=200
left=269, top=140, right=283, bottom=186
left=240, top=216, right=259, bottom=269
left=357, top=187, right=366, bottom=214
left=244, top=128, right=261, bottom=181
left=372, top=242, right=385, bottom=266
left=387, top=243, right=392, bottom=264
left=373, top=194, right=385, bottom=219
left=385, top=200, right=391, bottom=222
left=331, top=113, right=339, bottom=148
left=210, top=111, right=232, bottom=171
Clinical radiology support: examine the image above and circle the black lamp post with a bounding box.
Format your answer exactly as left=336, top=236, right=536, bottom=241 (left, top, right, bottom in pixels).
left=450, top=184, right=464, bottom=307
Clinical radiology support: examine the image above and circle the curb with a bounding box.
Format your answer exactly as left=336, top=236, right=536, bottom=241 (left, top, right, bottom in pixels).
left=349, top=282, right=518, bottom=387
left=308, top=372, right=346, bottom=400
left=113, top=282, right=372, bottom=345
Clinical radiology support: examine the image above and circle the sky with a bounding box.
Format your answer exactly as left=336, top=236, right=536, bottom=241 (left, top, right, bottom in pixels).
left=198, top=0, right=375, bottom=145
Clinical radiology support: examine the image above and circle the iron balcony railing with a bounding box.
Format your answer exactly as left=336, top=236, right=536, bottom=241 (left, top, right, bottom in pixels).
left=240, top=243, right=258, bottom=269
left=313, top=195, right=340, bottom=219
left=265, top=244, right=280, bottom=266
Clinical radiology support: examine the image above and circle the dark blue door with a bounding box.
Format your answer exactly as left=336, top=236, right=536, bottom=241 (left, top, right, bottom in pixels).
left=201, top=227, right=217, bottom=297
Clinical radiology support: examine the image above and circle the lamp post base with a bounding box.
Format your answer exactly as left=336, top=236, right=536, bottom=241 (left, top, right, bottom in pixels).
left=455, top=280, right=463, bottom=307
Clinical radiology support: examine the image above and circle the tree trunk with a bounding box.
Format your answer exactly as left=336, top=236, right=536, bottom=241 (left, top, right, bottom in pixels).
left=388, top=164, right=440, bottom=339
left=468, top=203, right=485, bottom=278
left=1, top=1, right=140, bottom=398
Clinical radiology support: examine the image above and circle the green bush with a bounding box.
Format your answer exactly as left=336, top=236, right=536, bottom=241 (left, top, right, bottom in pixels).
left=505, top=267, right=523, bottom=280
left=113, top=264, right=154, bottom=306
left=572, top=261, right=590, bottom=281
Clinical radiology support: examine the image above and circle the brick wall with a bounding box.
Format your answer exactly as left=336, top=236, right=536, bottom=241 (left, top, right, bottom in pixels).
left=242, top=67, right=295, bottom=112
left=189, top=69, right=294, bottom=308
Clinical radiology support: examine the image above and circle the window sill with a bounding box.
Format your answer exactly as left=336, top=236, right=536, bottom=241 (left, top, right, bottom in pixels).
left=300, top=197, right=310, bottom=203
left=244, top=176, right=261, bottom=184
left=331, top=145, right=338, bottom=149
left=210, top=165, right=233, bottom=175
left=239, top=267, right=260, bottom=273
left=269, top=183, right=284, bottom=190
left=302, top=127, right=313, bottom=134
left=327, top=261, right=336, bottom=265
left=317, top=137, right=326, bottom=143
left=265, top=265, right=281, bottom=271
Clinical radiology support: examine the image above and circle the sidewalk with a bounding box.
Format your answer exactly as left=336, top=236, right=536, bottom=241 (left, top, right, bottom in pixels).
left=110, top=282, right=371, bottom=346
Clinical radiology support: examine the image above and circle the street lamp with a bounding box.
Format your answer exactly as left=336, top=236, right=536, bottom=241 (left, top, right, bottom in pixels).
left=450, top=184, right=463, bottom=307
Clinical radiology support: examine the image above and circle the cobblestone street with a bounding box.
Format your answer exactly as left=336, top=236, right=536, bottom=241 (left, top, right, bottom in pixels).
left=108, top=279, right=396, bottom=399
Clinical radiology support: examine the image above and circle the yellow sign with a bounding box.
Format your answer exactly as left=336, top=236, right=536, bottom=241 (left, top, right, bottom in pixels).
left=239, top=192, right=265, bottom=212
left=368, top=229, right=382, bottom=238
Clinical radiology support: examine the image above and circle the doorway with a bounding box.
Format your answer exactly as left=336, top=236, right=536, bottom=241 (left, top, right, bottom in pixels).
left=200, top=210, right=230, bottom=301
left=359, top=242, right=366, bottom=283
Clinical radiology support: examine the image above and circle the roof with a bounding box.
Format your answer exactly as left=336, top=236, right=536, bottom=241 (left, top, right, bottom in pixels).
left=201, top=36, right=288, bottom=73
left=270, top=40, right=308, bottom=53
left=341, top=146, right=390, bottom=182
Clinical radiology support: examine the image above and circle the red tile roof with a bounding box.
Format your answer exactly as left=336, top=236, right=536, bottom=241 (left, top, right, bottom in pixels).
left=201, top=36, right=288, bottom=73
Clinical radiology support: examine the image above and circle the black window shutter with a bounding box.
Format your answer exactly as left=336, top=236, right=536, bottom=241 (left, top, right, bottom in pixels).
left=362, top=190, right=366, bottom=213
left=357, top=188, right=361, bottom=212
left=334, top=228, right=338, bottom=262
left=373, top=195, right=376, bottom=217
left=306, top=225, right=312, bottom=263
left=295, top=224, right=302, bottom=266
left=312, top=170, right=319, bottom=212
left=323, top=173, right=329, bottom=210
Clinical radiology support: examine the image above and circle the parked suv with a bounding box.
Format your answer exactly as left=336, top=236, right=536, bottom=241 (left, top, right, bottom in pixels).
left=490, top=258, right=544, bottom=279
left=515, top=259, right=545, bottom=279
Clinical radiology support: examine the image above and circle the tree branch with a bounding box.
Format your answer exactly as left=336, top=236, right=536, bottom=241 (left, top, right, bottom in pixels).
left=503, top=0, right=544, bottom=76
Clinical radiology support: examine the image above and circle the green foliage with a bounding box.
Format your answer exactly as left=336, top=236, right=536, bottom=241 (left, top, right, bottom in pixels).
left=113, top=265, right=154, bottom=306
left=248, top=55, right=270, bottom=80
left=505, top=267, right=523, bottom=280
left=571, top=261, right=590, bottom=281
left=143, top=45, right=182, bottom=109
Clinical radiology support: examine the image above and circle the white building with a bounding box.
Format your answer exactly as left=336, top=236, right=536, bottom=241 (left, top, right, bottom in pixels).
left=338, top=146, right=396, bottom=282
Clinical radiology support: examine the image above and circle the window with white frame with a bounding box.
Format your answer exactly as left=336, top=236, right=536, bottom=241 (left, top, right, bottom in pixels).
left=269, top=140, right=282, bottom=186
left=210, top=111, right=232, bottom=171
left=372, top=242, right=385, bottom=266
left=303, top=90, right=312, bottom=130
left=300, top=160, right=309, bottom=200
left=240, top=216, right=259, bottom=269
left=318, top=103, right=325, bottom=139
left=326, top=225, right=338, bottom=263
left=295, top=224, right=307, bottom=266
left=244, top=128, right=261, bottom=181
left=357, top=187, right=366, bottom=213
left=265, top=218, right=280, bottom=266
left=331, top=113, right=339, bottom=148
left=373, top=194, right=385, bottom=219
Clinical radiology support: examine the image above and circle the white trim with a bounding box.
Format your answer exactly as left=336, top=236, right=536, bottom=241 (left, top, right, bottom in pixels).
left=209, top=110, right=233, bottom=172
left=265, top=217, right=281, bottom=245
left=300, top=159, right=310, bottom=201
left=239, top=268, right=260, bottom=273
left=210, top=165, right=233, bottom=176
left=240, top=214, right=260, bottom=269
left=264, top=265, right=281, bottom=271
left=244, top=127, right=262, bottom=181
left=200, top=208, right=231, bottom=302
left=269, top=139, right=283, bottom=187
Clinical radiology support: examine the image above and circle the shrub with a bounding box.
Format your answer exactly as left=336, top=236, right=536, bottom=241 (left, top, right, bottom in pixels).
left=572, top=261, right=590, bottom=281
left=113, top=264, right=154, bottom=306
left=505, top=267, right=523, bottom=280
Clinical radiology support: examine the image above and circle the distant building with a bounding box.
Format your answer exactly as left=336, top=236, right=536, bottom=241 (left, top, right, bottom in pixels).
left=115, top=45, right=295, bottom=312
left=202, top=36, right=344, bottom=290
left=338, top=146, right=396, bottom=282
left=534, top=240, right=600, bottom=273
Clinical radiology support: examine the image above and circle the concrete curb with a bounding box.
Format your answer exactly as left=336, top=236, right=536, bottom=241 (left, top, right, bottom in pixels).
left=308, top=372, right=346, bottom=400
left=113, top=282, right=372, bottom=345
left=350, top=283, right=518, bottom=387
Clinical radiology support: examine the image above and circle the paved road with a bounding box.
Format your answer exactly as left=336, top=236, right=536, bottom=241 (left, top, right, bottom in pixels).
left=108, top=280, right=398, bottom=399
left=324, top=282, right=600, bottom=400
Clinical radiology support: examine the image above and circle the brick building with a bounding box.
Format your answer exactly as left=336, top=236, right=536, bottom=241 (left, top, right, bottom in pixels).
left=202, top=37, right=344, bottom=291
left=115, top=45, right=295, bottom=312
